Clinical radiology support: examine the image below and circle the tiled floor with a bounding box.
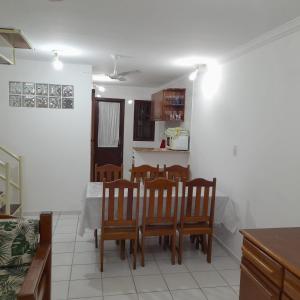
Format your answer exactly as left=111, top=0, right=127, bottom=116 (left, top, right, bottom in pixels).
left=44, top=213, right=240, bottom=300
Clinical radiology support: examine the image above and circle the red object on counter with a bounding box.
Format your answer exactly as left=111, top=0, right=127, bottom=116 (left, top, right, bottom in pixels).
left=160, top=139, right=166, bottom=148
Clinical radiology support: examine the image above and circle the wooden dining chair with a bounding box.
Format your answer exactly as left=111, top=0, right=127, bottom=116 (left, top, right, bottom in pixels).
left=130, top=164, right=160, bottom=183
left=95, top=164, right=123, bottom=182
left=178, top=178, right=216, bottom=264
left=140, top=178, right=178, bottom=266
left=93, top=164, right=123, bottom=248
left=100, top=179, right=140, bottom=271
left=163, top=164, right=190, bottom=181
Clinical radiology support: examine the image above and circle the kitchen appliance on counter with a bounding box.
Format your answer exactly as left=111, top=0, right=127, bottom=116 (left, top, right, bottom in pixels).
left=165, top=127, right=189, bottom=151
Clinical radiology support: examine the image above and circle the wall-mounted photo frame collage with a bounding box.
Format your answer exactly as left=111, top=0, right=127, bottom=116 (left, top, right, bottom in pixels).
left=9, top=81, right=74, bottom=109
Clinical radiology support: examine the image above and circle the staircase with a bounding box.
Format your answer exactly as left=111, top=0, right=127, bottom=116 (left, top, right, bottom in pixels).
left=0, top=146, right=22, bottom=216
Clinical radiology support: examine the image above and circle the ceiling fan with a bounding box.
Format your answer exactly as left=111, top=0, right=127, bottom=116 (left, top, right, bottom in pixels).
left=105, top=54, right=140, bottom=81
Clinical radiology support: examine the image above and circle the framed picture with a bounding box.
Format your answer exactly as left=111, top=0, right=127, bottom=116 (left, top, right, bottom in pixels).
left=22, top=95, right=35, bottom=107
left=62, top=85, right=74, bottom=97
left=49, top=84, right=61, bottom=97
left=49, top=96, right=61, bottom=109
left=62, top=98, right=74, bottom=109
left=9, top=95, right=22, bottom=107
left=36, top=83, right=48, bottom=96
left=23, top=82, right=35, bottom=95
left=36, top=96, right=48, bottom=108
left=9, top=81, right=22, bottom=94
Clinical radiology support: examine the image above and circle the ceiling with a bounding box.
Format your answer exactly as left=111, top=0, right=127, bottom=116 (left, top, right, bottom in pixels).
left=1, top=0, right=300, bottom=87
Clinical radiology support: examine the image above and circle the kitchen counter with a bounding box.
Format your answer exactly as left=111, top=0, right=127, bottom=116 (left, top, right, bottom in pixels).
left=132, top=147, right=189, bottom=167
left=133, top=147, right=189, bottom=153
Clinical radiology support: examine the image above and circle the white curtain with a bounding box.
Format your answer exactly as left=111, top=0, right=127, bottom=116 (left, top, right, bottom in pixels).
left=98, top=102, right=120, bottom=148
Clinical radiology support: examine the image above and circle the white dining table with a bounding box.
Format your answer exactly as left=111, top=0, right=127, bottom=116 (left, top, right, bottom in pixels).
left=78, top=182, right=239, bottom=236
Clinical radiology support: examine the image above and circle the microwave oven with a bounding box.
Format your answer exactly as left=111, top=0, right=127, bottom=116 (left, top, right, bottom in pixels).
left=166, top=135, right=189, bottom=151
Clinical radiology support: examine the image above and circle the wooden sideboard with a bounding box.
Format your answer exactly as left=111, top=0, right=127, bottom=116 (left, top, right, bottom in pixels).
left=240, top=228, right=300, bottom=300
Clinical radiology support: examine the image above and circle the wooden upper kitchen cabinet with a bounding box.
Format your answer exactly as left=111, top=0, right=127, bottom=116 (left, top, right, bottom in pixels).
left=151, top=88, right=185, bottom=121
left=240, top=228, right=300, bottom=300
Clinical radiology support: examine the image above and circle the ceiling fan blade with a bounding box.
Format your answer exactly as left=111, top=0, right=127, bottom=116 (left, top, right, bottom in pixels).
left=117, top=70, right=140, bottom=76
left=118, top=76, right=127, bottom=81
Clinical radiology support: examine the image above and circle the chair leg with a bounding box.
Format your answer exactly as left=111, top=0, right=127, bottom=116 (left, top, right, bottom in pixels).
left=163, top=236, right=169, bottom=250
left=196, top=236, right=200, bottom=250
left=178, top=232, right=183, bottom=265
left=207, top=234, right=213, bottom=263
left=190, top=235, right=195, bottom=243
left=120, top=240, right=126, bottom=260
left=94, top=229, right=98, bottom=248
left=133, top=239, right=137, bottom=270
left=202, top=234, right=208, bottom=254
left=141, top=233, right=145, bottom=267
left=159, top=236, right=162, bottom=245
left=100, top=236, right=104, bottom=272
left=171, top=232, right=176, bottom=265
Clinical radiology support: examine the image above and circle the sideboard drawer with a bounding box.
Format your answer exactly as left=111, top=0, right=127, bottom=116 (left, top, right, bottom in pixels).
left=242, top=239, right=283, bottom=287
left=284, top=271, right=300, bottom=300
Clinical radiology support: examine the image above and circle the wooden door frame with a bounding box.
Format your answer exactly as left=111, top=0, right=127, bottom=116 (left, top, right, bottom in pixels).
left=90, top=89, right=125, bottom=181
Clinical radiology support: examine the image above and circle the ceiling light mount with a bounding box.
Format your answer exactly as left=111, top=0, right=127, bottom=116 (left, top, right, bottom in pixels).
left=52, top=50, right=63, bottom=70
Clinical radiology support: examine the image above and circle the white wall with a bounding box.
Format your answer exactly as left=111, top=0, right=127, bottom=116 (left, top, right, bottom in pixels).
left=189, top=29, right=300, bottom=258
left=96, top=85, right=160, bottom=178
left=0, top=59, right=92, bottom=213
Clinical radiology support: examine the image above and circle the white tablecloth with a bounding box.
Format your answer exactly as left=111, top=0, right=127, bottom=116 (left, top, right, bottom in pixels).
left=78, top=182, right=239, bottom=236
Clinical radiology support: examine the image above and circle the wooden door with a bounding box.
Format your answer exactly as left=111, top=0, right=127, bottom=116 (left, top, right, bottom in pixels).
left=90, top=90, right=125, bottom=180
left=240, top=262, right=280, bottom=300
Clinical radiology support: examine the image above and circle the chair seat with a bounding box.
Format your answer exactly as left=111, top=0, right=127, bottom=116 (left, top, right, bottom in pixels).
left=0, top=265, right=30, bottom=298
left=140, top=224, right=174, bottom=236
left=177, top=222, right=212, bottom=234
left=102, top=226, right=137, bottom=240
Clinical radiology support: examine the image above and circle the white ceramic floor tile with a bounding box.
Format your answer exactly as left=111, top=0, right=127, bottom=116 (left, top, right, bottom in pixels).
left=76, top=241, right=97, bottom=252
left=69, top=298, right=103, bottom=300
left=172, top=289, right=207, bottom=300
left=202, top=286, right=239, bottom=300
left=53, top=233, right=76, bottom=243
left=68, top=279, right=102, bottom=298
left=163, top=273, right=198, bottom=291
left=73, top=251, right=99, bottom=264
left=231, top=285, right=240, bottom=295
left=55, top=225, right=77, bottom=234
left=71, top=264, right=101, bottom=280
left=131, top=260, right=160, bottom=276
left=219, top=269, right=241, bottom=285
left=102, top=261, right=131, bottom=278
left=212, top=256, right=239, bottom=270
left=102, top=276, right=136, bottom=296
left=193, top=271, right=228, bottom=287
left=157, top=259, right=188, bottom=274
left=134, top=275, right=168, bottom=293
left=104, top=294, right=138, bottom=300
left=52, top=265, right=71, bottom=281
left=52, top=242, right=75, bottom=253
left=52, top=252, right=73, bottom=266
left=138, top=291, right=173, bottom=300
left=183, top=258, right=215, bottom=272
left=51, top=281, right=69, bottom=300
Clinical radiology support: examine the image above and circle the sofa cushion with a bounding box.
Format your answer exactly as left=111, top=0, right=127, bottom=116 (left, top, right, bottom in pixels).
left=0, top=265, right=30, bottom=299
left=0, top=219, right=39, bottom=268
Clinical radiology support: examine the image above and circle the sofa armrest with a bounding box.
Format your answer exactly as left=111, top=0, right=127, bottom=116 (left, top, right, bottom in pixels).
left=18, top=212, right=52, bottom=300
left=17, top=244, right=51, bottom=300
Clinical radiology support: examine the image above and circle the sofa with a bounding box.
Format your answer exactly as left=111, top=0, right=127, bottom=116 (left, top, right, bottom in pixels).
left=0, top=212, right=52, bottom=300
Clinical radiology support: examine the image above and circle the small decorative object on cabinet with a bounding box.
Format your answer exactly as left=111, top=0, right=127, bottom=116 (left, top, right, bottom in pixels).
left=239, top=228, right=300, bottom=300
left=151, top=88, right=185, bottom=121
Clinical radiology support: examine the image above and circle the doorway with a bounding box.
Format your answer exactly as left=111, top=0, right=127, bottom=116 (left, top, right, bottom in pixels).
left=90, top=90, right=125, bottom=180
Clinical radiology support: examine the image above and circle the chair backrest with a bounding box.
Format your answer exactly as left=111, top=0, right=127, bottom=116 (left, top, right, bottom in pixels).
left=143, top=178, right=178, bottom=227
left=164, top=165, right=190, bottom=181
left=95, top=164, right=123, bottom=182
left=181, top=178, right=216, bottom=227
left=102, top=179, right=140, bottom=228
left=130, top=164, right=160, bottom=183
